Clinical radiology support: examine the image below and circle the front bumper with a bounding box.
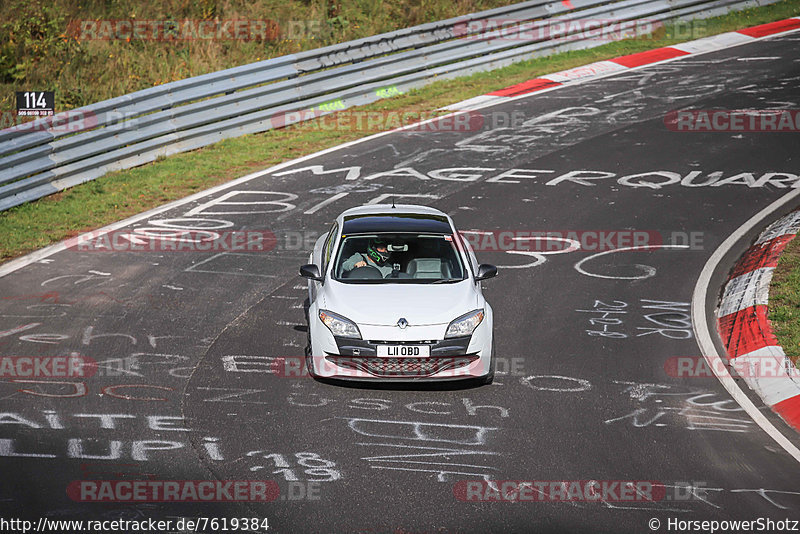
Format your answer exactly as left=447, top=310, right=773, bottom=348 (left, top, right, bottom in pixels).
left=308, top=316, right=493, bottom=381
left=325, top=355, right=480, bottom=378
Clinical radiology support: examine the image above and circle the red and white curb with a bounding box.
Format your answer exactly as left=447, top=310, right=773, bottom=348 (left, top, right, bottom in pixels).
left=443, top=17, right=800, bottom=111
left=717, top=210, right=800, bottom=431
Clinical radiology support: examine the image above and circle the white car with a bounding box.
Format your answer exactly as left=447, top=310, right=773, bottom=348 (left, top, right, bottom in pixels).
left=300, top=204, right=497, bottom=383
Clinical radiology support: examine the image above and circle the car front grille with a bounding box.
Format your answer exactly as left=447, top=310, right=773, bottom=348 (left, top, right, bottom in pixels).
left=332, top=335, right=472, bottom=357
left=325, top=355, right=479, bottom=377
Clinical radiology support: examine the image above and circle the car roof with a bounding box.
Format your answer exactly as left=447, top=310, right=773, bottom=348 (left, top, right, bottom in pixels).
left=338, top=204, right=454, bottom=235
left=339, top=204, right=446, bottom=217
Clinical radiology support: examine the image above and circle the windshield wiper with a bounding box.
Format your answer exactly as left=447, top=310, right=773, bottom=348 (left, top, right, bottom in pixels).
left=430, top=278, right=461, bottom=284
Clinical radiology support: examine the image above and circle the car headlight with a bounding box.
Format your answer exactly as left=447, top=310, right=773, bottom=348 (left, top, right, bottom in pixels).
left=319, top=310, right=361, bottom=339
left=445, top=309, right=484, bottom=338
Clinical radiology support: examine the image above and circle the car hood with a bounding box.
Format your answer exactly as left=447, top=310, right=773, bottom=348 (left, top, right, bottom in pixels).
left=322, top=280, right=479, bottom=326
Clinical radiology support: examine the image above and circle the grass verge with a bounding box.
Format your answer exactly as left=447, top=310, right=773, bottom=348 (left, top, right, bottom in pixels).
left=769, top=234, right=800, bottom=367
left=2, top=0, right=800, bottom=263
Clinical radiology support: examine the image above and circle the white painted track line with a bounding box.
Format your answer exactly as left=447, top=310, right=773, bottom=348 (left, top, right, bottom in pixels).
left=692, top=189, right=800, bottom=464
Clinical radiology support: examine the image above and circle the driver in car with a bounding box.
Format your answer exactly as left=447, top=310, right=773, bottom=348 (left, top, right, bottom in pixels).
left=342, top=238, right=394, bottom=277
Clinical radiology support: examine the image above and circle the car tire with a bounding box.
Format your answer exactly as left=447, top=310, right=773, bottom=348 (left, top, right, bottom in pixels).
left=479, top=345, right=495, bottom=385
left=305, top=353, right=317, bottom=378
left=304, top=304, right=317, bottom=378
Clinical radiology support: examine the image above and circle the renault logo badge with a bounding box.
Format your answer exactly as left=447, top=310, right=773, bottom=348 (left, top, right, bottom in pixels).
left=397, top=318, right=408, bottom=329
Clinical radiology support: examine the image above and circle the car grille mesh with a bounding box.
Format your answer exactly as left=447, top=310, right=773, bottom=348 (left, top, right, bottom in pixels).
left=326, top=356, right=478, bottom=377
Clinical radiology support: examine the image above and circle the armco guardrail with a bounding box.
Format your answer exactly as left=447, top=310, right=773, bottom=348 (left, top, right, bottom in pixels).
left=0, top=0, right=781, bottom=211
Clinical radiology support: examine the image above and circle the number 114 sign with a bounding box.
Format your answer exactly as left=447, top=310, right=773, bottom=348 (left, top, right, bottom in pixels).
left=16, top=91, right=55, bottom=116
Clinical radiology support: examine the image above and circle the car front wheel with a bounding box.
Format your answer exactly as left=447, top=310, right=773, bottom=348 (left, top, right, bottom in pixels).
left=479, top=345, right=495, bottom=385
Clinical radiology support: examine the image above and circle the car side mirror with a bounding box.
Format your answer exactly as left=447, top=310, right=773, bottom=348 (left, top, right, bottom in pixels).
left=299, top=264, right=323, bottom=281
left=475, top=264, right=497, bottom=281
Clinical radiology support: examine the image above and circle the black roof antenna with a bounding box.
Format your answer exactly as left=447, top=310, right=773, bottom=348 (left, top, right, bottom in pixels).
left=391, top=196, right=396, bottom=208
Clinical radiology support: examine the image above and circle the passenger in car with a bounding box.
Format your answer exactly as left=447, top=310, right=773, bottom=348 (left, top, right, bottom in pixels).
left=341, top=238, right=394, bottom=277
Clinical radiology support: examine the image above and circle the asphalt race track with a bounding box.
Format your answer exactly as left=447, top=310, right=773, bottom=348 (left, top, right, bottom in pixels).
left=1, top=31, right=800, bottom=533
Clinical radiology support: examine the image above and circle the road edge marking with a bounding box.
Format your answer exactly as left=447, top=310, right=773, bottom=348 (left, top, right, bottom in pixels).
left=692, top=189, right=800, bottom=464
left=444, top=18, right=800, bottom=110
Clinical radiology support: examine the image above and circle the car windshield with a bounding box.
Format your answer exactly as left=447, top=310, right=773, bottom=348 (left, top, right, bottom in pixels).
left=333, top=233, right=466, bottom=283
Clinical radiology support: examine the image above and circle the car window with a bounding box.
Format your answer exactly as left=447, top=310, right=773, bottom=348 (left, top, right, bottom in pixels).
left=322, top=222, right=338, bottom=273
left=333, top=233, right=466, bottom=283
left=454, top=231, right=478, bottom=276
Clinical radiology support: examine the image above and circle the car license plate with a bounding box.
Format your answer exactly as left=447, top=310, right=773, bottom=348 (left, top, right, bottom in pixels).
left=377, top=345, right=430, bottom=357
